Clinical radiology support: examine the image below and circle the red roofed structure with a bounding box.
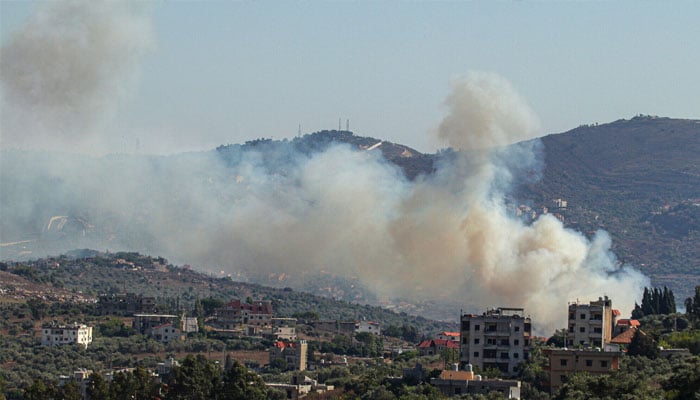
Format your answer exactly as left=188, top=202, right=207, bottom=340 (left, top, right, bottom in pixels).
left=435, top=331, right=460, bottom=342
left=417, top=339, right=459, bottom=356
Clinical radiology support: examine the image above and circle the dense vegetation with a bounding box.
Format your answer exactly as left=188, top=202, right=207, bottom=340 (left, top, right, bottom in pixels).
left=520, top=116, right=700, bottom=301
left=3, top=279, right=700, bottom=398
left=631, top=286, right=677, bottom=318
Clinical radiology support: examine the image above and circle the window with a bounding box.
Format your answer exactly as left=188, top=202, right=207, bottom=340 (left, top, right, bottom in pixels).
left=513, top=353, right=519, bottom=359
left=594, top=327, right=602, bottom=333
left=600, top=360, right=608, bottom=368
left=500, top=352, right=509, bottom=359
left=585, top=360, right=593, bottom=367
left=462, top=337, right=467, bottom=344
left=580, top=327, right=586, bottom=333
left=462, top=321, right=470, bottom=331
left=474, top=338, right=480, bottom=344
left=560, top=359, right=568, bottom=366
left=474, top=324, right=480, bottom=331
left=514, top=339, right=520, bottom=345
left=568, top=326, right=574, bottom=333
left=580, top=314, right=586, bottom=319
left=514, top=326, right=520, bottom=332
left=474, top=352, right=479, bottom=357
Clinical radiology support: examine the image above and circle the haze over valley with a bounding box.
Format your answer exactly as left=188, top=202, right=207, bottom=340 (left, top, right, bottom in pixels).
left=2, top=1, right=698, bottom=335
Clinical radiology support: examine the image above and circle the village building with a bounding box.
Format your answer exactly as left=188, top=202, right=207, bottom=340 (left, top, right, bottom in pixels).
left=566, top=296, right=617, bottom=348
left=356, top=320, right=381, bottom=336
left=214, top=299, right=273, bottom=329
left=269, top=318, right=298, bottom=341
left=97, top=292, right=157, bottom=316
left=613, top=318, right=640, bottom=336
left=312, top=319, right=382, bottom=337
left=543, top=348, right=621, bottom=395
left=430, top=364, right=521, bottom=398
left=149, top=323, right=182, bottom=343
left=417, top=339, right=460, bottom=356
left=58, top=369, right=92, bottom=399
left=459, top=307, right=532, bottom=377
left=266, top=375, right=334, bottom=399
left=132, top=314, right=179, bottom=335
left=41, top=322, right=93, bottom=349
left=181, top=316, right=199, bottom=333
left=270, top=340, right=308, bottom=371
left=436, top=331, right=460, bottom=342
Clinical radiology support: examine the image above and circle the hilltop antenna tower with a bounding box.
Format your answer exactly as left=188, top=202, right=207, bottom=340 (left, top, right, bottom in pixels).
left=346, top=119, right=349, bottom=131
left=298, top=124, right=301, bottom=137
left=338, top=118, right=341, bottom=130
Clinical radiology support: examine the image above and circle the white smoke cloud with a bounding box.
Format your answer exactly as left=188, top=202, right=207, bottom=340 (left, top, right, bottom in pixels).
left=0, top=0, right=154, bottom=152
left=437, top=71, right=541, bottom=150
left=0, top=10, right=648, bottom=338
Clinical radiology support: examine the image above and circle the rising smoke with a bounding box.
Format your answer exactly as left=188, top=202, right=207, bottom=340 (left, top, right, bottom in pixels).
left=0, top=1, right=154, bottom=152
left=0, top=4, right=648, bottom=334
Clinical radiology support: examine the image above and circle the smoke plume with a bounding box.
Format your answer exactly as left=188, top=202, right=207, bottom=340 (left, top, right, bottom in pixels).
left=0, top=5, right=648, bottom=335
left=0, top=1, right=154, bottom=152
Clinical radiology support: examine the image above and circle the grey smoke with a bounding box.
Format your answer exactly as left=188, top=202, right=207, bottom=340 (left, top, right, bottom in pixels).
left=0, top=1, right=154, bottom=152
left=0, top=0, right=648, bottom=334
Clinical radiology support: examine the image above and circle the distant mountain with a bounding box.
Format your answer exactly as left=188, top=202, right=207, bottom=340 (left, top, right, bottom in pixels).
left=1, top=116, right=698, bottom=307
left=220, top=118, right=700, bottom=302
left=519, top=116, right=700, bottom=301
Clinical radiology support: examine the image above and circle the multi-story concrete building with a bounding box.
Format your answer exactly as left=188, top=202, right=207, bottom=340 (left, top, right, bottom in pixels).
left=270, top=340, right=308, bottom=371
left=133, top=314, right=179, bottom=335
left=459, top=307, right=532, bottom=377
left=97, top=293, right=157, bottom=316
left=543, top=348, right=621, bottom=395
left=566, top=296, right=616, bottom=348
left=149, top=323, right=182, bottom=343
left=215, top=299, right=273, bottom=329
left=41, top=323, right=93, bottom=348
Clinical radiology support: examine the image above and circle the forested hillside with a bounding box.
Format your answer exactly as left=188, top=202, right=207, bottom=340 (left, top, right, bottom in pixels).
left=520, top=116, right=700, bottom=300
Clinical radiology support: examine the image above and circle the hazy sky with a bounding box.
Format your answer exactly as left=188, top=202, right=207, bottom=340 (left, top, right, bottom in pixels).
left=2, top=1, right=699, bottom=154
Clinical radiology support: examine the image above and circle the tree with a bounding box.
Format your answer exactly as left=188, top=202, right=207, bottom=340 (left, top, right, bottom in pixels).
left=662, top=355, right=700, bottom=399
left=0, top=374, right=6, bottom=400
left=166, top=355, right=221, bottom=400
left=59, top=381, right=81, bottom=400
left=109, top=366, right=161, bottom=400
left=636, top=286, right=677, bottom=317
left=439, top=347, right=459, bottom=369
left=86, top=372, right=109, bottom=400
left=26, top=299, right=47, bottom=321
left=627, top=329, right=660, bottom=359
left=23, top=379, right=50, bottom=400
left=686, top=285, right=700, bottom=320
left=218, top=360, right=268, bottom=400
left=546, top=329, right=568, bottom=347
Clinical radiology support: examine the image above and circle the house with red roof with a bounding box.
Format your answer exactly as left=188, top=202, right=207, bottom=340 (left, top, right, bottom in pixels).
left=435, top=331, right=460, bottom=342
left=613, top=319, right=640, bottom=336
left=417, top=339, right=459, bottom=356
left=270, top=340, right=308, bottom=371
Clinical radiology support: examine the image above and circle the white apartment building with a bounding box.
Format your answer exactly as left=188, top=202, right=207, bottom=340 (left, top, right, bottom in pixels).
left=356, top=321, right=381, bottom=336
left=459, top=308, right=532, bottom=377
left=42, top=323, right=93, bottom=348
left=566, top=296, right=616, bottom=348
